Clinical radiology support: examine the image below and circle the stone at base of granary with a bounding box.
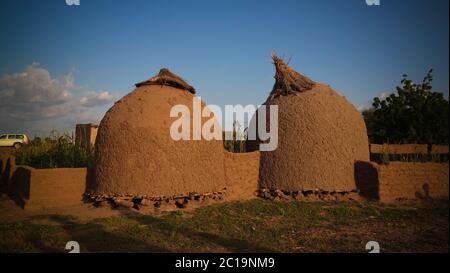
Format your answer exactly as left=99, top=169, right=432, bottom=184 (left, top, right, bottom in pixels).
left=85, top=188, right=227, bottom=211
left=355, top=161, right=449, bottom=203
left=258, top=188, right=362, bottom=202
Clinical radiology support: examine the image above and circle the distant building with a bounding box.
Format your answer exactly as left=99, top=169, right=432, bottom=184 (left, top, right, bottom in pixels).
left=75, top=123, right=98, bottom=151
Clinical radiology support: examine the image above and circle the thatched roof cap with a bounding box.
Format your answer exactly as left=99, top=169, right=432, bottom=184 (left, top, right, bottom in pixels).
left=135, top=68, right=196, bottom=94
left=268, top=54, right=315, bottom=100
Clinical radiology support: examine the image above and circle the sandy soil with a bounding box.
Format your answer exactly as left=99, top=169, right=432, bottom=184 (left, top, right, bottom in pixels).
left=0, top=192, right=239, bottom=223
left=0, top=193, right=130, bottom=223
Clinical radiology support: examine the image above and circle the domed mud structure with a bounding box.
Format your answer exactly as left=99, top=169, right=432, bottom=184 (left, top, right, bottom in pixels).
left=92, top=68, right=226, bottom=197
left=251, top=55, right=369, bottom=192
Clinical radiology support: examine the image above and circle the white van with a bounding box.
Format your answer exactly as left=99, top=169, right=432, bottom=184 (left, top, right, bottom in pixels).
left=0, top=134, right=30, bottom=149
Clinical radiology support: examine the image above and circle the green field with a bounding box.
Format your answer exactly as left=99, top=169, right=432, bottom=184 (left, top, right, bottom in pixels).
left=0, top=199, right=448, bottom=253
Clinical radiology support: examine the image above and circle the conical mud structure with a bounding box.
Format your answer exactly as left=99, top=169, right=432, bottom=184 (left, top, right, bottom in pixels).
left=91, top=68, right=226, bottom=198
left=253, top=55, right=369, bottom=192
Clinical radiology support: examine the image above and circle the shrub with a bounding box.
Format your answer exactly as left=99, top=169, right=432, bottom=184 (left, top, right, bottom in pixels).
left=15, top=132, right=94, bottom=169
left=223, top=122, right=247, bottom=153
left=363, top=70, right=449, bottom=145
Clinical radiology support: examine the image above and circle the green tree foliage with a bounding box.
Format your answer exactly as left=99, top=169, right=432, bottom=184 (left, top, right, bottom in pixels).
left=363, top=69, right=449, bottom=144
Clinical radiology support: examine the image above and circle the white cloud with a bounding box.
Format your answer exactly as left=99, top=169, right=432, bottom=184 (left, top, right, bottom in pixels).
left=378, top=92, right=389, bottom=100
left=62, top=73, right=75, bottom=89
left=80, top=91, right=114, bottom=107
left=357, top=91, right=392, bottom=112
left=0, top=63, right=72, bottom=105
left=357, top=104, right=372, bottom=112
left=0, top=64, right=114, bottom=135
left=0, top=64, right=73, bottom=120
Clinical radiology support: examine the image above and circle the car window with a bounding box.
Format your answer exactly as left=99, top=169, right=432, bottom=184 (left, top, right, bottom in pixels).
left=16, top=135, right=24, bottom=139
left=7, top=135, right=16, bottom=139
left=0, top=135, right=6, bottom=139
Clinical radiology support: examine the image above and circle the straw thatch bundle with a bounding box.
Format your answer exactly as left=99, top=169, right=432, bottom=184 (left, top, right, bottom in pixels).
left=135, top=68, right=196, bottom=94
left=269, top=54, right=315, bottom=99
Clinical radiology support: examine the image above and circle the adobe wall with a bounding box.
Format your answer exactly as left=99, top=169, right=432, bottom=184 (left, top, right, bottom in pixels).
left=3, top=147, right=447, bottom=209
left=431, top=145, right=449, bottom=154
left=369, top=144, right=428, bottom=154
left=356, top=161, right=449, bottom=203
left=378, top=162, right=448, bottom=202
left=9, top=166, right=88, bottom=210
left=4, top=150, right=261, bottom=210
left=5, top=151, right=261, bottom=210
left=0, top=150, right=15, bottom=192
left=224, top=151, right=260, bottom=201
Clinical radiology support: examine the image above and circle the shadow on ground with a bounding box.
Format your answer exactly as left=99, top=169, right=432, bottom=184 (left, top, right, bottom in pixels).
left=28, top=209, right=275, bottom=253
left=125, top=211, right=275, bottom=253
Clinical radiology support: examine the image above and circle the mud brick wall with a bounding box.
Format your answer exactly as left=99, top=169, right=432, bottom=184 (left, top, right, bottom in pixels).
left=9, top=166, right=88, bottom=209
left=0, top=151, right=15, bottom=191
left=356, top=161, right=449, bottom=203
left=378, top=162, right=448, bottom=202
left=369, top=144, right=428, bottom=154
left=431, top=145, right=449, bottom=154
left=224, top=151, right=260, bottom=201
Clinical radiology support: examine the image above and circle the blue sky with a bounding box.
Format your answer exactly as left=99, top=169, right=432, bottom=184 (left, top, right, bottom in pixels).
left=0, top=0, right=448, bottom=136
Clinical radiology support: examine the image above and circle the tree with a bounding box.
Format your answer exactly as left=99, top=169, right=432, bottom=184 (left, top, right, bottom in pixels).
left=363, top=69, right=449, bottom=144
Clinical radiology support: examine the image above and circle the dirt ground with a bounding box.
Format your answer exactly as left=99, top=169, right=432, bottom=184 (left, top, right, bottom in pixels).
left=0, top=194, right=128, bottom=223
left=0, top=192, right=232, bottom=223
left=0, top=192, right=448, bottom=253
